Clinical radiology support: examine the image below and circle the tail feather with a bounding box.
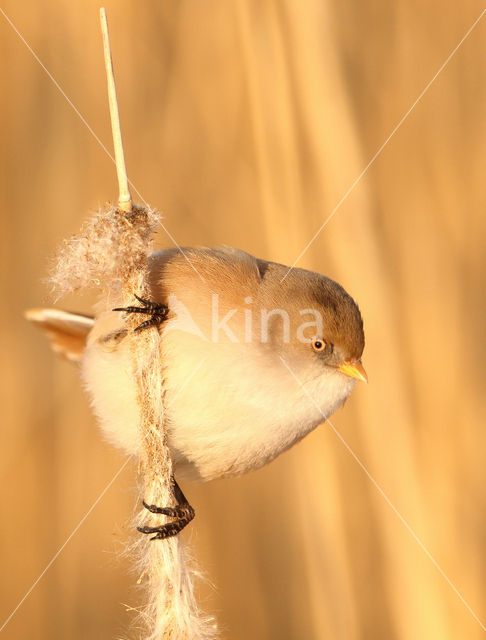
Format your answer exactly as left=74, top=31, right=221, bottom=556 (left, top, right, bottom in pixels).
left=25, top=308, right=94, bottom=362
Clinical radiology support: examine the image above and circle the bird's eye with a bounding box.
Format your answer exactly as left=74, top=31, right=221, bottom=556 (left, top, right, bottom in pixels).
left=312, top=339, right=326, bottom=352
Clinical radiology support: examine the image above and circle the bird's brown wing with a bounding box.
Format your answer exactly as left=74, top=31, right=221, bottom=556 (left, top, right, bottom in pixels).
left=25, top=308, right=94, bottom=362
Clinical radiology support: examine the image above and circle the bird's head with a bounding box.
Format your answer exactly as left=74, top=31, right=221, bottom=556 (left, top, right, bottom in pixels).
left=260, top=266, right=367, bottom=385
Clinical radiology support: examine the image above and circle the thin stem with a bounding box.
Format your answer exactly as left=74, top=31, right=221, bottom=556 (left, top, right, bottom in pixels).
left=99, top=7, right=132, bottom=213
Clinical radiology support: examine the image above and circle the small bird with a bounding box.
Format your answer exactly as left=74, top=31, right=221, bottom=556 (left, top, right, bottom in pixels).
left=27, top=246, right=366, bottom=538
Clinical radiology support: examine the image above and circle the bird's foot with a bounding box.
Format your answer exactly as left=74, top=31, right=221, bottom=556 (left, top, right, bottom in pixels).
left=137, top=502, right=195, bottom=540
left=137, top=479, right=195, bottom=540
left=113, top=295, right=168, bottom=332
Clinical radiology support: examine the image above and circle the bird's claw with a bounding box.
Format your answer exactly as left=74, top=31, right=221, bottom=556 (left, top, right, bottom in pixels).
left=113, top=295, right=168, bottom=332
left=138, top=480, right=195, bottom=540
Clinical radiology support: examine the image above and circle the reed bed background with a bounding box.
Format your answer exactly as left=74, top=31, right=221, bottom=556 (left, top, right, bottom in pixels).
left=1, top=1, right=485, bottom=638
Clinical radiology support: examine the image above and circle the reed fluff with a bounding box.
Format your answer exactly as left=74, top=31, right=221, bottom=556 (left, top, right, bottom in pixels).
left=51, top=203, right=218, bottom=639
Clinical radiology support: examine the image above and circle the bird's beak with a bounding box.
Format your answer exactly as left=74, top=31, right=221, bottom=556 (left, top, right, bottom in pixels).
left=337, top=360, right=368, bottom=383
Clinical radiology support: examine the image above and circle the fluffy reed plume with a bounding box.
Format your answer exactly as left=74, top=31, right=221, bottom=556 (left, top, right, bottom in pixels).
left=50, top=203, right=218, bottom=639
left=49, top=205, right=157, bottom=299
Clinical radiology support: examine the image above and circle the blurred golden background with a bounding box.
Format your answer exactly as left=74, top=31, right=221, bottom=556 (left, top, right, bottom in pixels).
left=1, top=1, right=485, bottom=638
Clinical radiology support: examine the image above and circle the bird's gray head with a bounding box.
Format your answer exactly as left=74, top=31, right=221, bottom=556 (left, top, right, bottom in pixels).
left=259, top=264, right=367, bottom=383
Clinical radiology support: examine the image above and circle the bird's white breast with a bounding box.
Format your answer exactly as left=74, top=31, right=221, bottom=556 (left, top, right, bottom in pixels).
left=154, top=318, right=355, bottom=480
left=81, top=314, right=356, bottom=482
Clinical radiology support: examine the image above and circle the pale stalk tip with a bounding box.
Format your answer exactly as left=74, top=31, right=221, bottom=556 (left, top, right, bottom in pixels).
left=99, top=7, right=133, bottom=213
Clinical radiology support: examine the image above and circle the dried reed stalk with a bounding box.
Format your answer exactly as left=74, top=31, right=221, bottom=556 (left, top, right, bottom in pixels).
left=48, top=9, right=218, bottom=639
left=51, top=204, right=217, bottom=639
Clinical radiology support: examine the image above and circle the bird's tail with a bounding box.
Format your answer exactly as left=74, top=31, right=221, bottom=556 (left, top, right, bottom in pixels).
left=25, top=308, right=94, bottom=362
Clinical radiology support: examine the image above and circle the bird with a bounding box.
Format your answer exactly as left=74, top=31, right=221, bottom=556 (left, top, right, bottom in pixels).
left=26, top=246, right=366, bottom=539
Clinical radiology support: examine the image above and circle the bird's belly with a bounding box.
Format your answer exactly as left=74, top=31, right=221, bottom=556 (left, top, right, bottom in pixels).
left=166, top=399, right=322, bottom=482
left=164, top=367, right=354, bottom=482
left=82, top=322, right=355, bottom=481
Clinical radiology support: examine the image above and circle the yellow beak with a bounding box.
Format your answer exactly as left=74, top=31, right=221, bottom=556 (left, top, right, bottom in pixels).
left=337, top=360, right=368, bottom=383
